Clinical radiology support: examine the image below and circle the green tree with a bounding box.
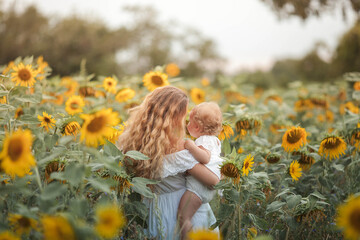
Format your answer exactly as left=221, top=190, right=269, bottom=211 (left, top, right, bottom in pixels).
left=260, top=0, right=360, bottom=20
left=330, top=19, right=360, bottom=77
left=0, top=4, right=223, bottom=77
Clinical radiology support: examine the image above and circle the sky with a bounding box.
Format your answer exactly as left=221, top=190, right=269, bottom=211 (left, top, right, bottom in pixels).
left=5, top=0, right=357, bottom=73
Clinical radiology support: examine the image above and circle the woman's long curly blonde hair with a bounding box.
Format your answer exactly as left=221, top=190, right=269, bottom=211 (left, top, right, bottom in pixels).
left=117, top=86, right=189, bottom=179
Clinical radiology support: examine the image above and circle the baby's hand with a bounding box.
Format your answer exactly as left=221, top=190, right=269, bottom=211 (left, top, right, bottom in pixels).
left=184, top=139, right=196, bottom=150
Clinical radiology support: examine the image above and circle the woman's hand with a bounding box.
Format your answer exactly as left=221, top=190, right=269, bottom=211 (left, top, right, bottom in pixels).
left=177, top=140, right=186, bottom=151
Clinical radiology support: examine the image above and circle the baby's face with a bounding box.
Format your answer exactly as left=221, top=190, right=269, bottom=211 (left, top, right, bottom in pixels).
left=187, top=111, right=201, bottom=138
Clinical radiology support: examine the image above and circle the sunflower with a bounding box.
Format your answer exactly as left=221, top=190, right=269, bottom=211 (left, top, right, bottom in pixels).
left=103, top=77, right=117, bottom=94
left=269, top=124, right=287, bottom=134
left=187, top=228, right=220, bottom=240
left=220, top=160, right=241, bottom=184
left=61, top=77, right=79, bottom=97
left=242, top=154, right=254, bottom=176
left=254, top=87, right=264, bottom=99
left=8, top=214, right=37, bottom=235
left=247, top=227, right=257, bottom=240
left=44, top=92, right=64, bottom=105
left=265, top=95, right=282, bottom=105
left=218, top=123, right=234, bottom=141
left=124, top=102, right=139, bottom=110
left=0, top=96, right=6, bottom=104
left=0, top=231, right=20, bottom=240
left=95, top=204, right=126, bottom=239
left=107, top=126, right=125, bottom=144
left=61, top=121, right=81, bottom=137
left=281, top=126, right=307, bottom=152
left=165, top=63, right=180, bottom=77
left=95, top=90, right=106, bottom=98
left=115, top=88, right=135, bottom=103
left=190, top=88, right=205, bottom=104
left=326, top=110, right=334, bottom=122
left=225, top=91, right=249, bottom=104
left=143, top=71, right=169, bottom=91
left=296, top=209, right=326, bottom=223
left=37, top=112, right=56, bottom=132
left=45, top=160, right=65, bottom=184
left=265, top=153, right=281, bottom=164
left=41, top=216, right=75, bottom=240
left=237, top=147, right=244, bottom=154
left=354, top=82, right=360, bottom=91
left=201, top=77, right=210, bottom=87
left=65, top=95, right=85, bottom=115
left=36, top=56, right=49, bottom=81
left=79, top=86, right=96, bottom=97
left=15, top=107, right=24, bottom=119
left=351, top=127, right=360, bottom=150
left=310, top=98, right=329, bottom=109
left=318, top=136, right=346, bottom=160
left=293, top=151, right=315, bottom=171
left=113, top=175, right=132, bottom=193
left=294, top=99, right=313, bottom=112
left=80, top=108, right=120, bottom=147
left=0, top=129, right=36, bottom=178
left=340, top=102, right=359, bottom=115
left=235, top=116, right=262, bottom=137
left=289, top=161, right=302, bottom=181
left=336, top=195, right=360, bottom=240
left=2, top=61, right=14, bottom=75
left=11, top=63, right=37, bottom=87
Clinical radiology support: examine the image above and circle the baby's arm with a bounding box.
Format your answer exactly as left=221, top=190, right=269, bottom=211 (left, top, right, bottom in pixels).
left=184, top=139, right=210, bottom=164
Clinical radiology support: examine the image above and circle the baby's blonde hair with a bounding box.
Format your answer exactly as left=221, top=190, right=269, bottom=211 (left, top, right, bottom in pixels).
left=191, top=102, right=222, bottom=136
left=117, top=86, right=188, bottom=179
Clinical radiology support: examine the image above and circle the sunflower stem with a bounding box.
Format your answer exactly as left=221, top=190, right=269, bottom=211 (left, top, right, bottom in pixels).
left=237, top=183, right=242, bottom=239
left=53, top=126, right=57, bottom=135
left=34, top=166, right=43, bottom=192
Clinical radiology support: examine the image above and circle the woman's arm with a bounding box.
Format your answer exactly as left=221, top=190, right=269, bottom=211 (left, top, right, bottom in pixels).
left=188, top=164, right=219, bottom=188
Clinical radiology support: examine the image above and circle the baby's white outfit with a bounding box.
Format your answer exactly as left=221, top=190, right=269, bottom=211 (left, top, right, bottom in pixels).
left=185, top=135, right=223, bottom=203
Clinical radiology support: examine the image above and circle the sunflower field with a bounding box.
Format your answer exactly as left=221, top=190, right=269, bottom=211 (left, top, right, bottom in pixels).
left=0, top=56, right=360, bottom=240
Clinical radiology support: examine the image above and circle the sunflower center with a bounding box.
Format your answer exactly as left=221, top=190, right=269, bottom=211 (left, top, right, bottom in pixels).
left=299, top=154, right=313, bottom=165
left=323, top=138, right=341, bottom=149
left=8, top=138, right=23, bottom=162
left=70, top=102, right=79, bottom=110
left=244, top=162, right=249, bottom=169
left=86, top=116, right=106, bottom=133
left=286, top=130, right=303, bottom=144
left=267, top=156, right=280, bottom=164
left=222, top=164, right=238, bottom=178
left=197, top=94, right=202, bottom=100
left=18, top=217, right=31, bottom=228
left=151, top=76, right=163, bottom=86
left=66, top=123, right=79, bottom=134
left=44, top=117, right=51, bottom=123
left=107, top=82, right=113, bottom=86
left=18, top=69, right=31, bottom=81
left=102, top=216, right=114, bottom=225
left=349, top=208, right=360, bottom=230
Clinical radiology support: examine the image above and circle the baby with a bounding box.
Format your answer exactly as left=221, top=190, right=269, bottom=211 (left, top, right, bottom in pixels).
left=177, top=102, right=223, bottom=239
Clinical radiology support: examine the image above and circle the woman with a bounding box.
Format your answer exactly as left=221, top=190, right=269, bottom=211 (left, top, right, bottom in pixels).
left=117, top=86, right=218, bottom=239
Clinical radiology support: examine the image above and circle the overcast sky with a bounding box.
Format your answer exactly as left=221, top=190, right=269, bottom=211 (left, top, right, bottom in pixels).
left=5, top=0, right=357, bottom=72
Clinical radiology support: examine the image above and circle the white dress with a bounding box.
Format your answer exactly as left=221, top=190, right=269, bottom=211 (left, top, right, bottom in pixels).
left=186, top=135, right=222, bottom=203
left=143, top=149, right=217, bottom=240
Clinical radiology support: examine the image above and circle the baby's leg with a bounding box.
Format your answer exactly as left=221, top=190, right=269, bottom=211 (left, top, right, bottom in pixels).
left=177, top=190, right=202, bottom=240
